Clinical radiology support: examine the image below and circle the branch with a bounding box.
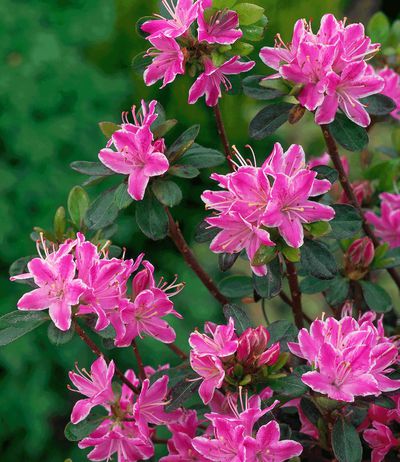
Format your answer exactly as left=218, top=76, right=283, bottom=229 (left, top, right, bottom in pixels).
left=166, top=342, right=188, bottom=361
left=213, top=103, right=234, bottom=170
left=166, top=208, right=229, bottom=306
left=132, top=339, right=146, bottom=381
left=320, top=124, right=400, bottom=291
left=285, top=260, right=304, bottom=329
left=73, top=319, right=140, bottom=394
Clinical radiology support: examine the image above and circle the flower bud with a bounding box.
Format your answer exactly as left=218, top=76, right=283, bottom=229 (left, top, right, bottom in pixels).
left=344, top=237, right=375, bottom=280
left=237, top=326, right=280, bottom=368
left=339, top=180, right=372, bottom=206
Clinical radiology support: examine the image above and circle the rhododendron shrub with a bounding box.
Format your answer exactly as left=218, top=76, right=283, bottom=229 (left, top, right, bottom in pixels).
left=3, top=4, right=400, bottom=462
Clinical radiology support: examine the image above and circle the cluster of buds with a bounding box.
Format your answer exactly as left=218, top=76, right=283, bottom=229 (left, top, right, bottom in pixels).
left=344, top=237, right=375, bottom=280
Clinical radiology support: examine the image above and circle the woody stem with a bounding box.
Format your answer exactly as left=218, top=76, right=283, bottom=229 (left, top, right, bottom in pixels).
left=166, top=208, right=229, bottom=306
left=213, top=103, right=234, bottom=170
left=132, top=339, right=146, bottom=381
left=320, top=124, right=400, bottom=291
left=166, top=343, right=188, bottom=360
left=73, top=319, right=140, bottom=394
left=285, top=260, right=304, bottom=329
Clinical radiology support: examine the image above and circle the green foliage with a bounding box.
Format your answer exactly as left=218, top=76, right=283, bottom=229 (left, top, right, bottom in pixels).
left=0, top=311, right=49, bottom=346
left=332, top=417, right=363, bottom=462
left=218, top=275, right=253, bottom=298
left=329, top=114, right=369, bottom=151
left=249, top=102, right=294, bottom=139
left=223, top=304, right=252, bottom=334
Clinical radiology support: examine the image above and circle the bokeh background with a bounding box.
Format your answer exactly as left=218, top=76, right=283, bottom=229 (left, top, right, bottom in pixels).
left=1, top=0, right=399, bottom=460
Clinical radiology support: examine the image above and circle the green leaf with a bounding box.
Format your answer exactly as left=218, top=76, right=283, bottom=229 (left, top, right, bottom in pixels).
left=85, top=188, right=119, bottom=231
left=168, top=164, right=200, bottom=178
left=70, top=161, right=114, bottom=177
left=362, top=94, right=396, bottom=116
left=113, top=183, right=133, bottom=210
left=249, top=103, right=294, bottom=140
left=311, top=165, right=338, bottom=184
left=330, top=204, right=362, bottom=239
left=194, top=220, right=219, bottom=243
left=241, top=24, right=265, bottom=41
left=68, top=186, right=90, bottom=228
left=54, top=206, right=66, bottom=239
left=131, top=52, right=153, bottom=73
left=234, top=3, right=264, bottom=25
left=305, top=221, right=331, bottom=238
left=47, top=324, right=74, bottom=346
left=135, top=16, right=153, bottom=38
left=135, top=192, right=169, bottom=240
left=332, top=418, right=362, bottom=462
left=9, top=255, right=36, bottom=285
left=179, top=143, right=225, bottom=168
left=98, top=121, right=120, bottom=139
left=373, top=247, right=400, bottom=269
left=300, top=239, right=337, bottom=280
left=367, top=12, right=390, bottom=45
left=242, top=76, right=285, bottom=100
left=281, top=246, right=300, bottom=262
left=253, top=258, right=282, bottom=299
left=230, top=41, right=254, bottom=56
left=212, top=0, right=237, bottom=8
left=300, top=397, right=322, bottom=426
left=0, top=311, right=49, bottom=346
left=166, top=377, right=199, bottom=411
left=252, top=245, right=277, bottom=266
left=223, top=303, right=252, bottom=334
left=267, top=320, right=298, bottom=352
left=325, top=277, right=349, bottom=305
left=151, top=180, right=182, bottom=207
left=218, top=275, right=253, bottom=298
left=167, top=125, right=200, bottom=162
left=219, top=253, right=240, bottom=272
left=360, top=281, right=392, bottom=313
left=299, top=276, right=333, bottom=294
left=266, top=371, right=309, bottom=397
left=64, top=408, right=108, bottom=442
left=329, top=113, right=369, bottom=152
left=152, top=119, right=177, bottom=139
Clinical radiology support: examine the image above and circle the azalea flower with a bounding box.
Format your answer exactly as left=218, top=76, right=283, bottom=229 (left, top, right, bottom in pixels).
left=99, top=125, right=169, bottom=201
left=377, top=66, right=400, bottom=120
left=366, top=193, right=400, bottom=248
left=189, top=317, right=238, bottom=357
left=188, top=57, right=255, bottom=107
left=190, top=353, right=226, bottom=404
left=364, top=421, right=399, bottom=462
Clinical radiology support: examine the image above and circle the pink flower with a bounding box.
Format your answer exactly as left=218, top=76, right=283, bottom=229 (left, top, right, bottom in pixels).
left=378, top=67, right=400, bottom=120
left=364, top=421, right=399, bottom=462
left=144, top=36, right=185, bottom=88
left=198, top=0, right=242, bottom=45
left=190, top=353, right=226, bottom=404
left=11, top=239, right=86, bottom=331
left=120, top=100, right=159, bottom=133
left=188, top=57, right=255, bottom=107
left=69, top=357, right=115, bottom=424
left=141, top=0, right=198, bottom=39
left=345, top=237, right=375, bottom=279
left=244, top=420, right=303, bottom=462
left=189, top=318, right=238, bottom=358
left=99, top=126, right=169, bottom=201
left=260, top=14, right=384, bottom=127
left=261, top=171, right=335, bottom=248
left=366, top=193, right=400, bottom=248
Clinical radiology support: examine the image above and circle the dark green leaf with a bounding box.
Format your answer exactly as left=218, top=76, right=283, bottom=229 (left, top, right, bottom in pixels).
left=242, top=76, right=285, bottom=100
left=253, top=258, right=282, bottom=299
left=219, top=253, right=240, bottom=272
left=249, top=103, right=294, bottom=140
left=68, top=186, right=90, bottom=228
left=266, top=372, right=308, bottom=397
left=373, top=247, right=400, bottom=269
left=300, top=239, right=337, bottom=280
left=135, top=192, right=169, bottom=240
left=0, top=311, right=49, bottom=346
left=332, top=418, right=362, bottom=462
left=325, top=277, right=349, bottom=305
left=360, top=281, right=392, bottom=313
left=267, top=320, right=298, bottom=352
left=300, top=397, right=322, bottom=426
left=167, top=125, right=200, bottom=162
left=113, top=183, right=133, bottom=210
left=150, top=362, right=192, bottom=387
left=70, top=161, right=114, bottom=177
left=98, top=121, right=120, bottom=139
left=194, top=220, right=219, bottom=243
left=166, top=378, right=199, bottom=411
left=151, top=180, right=182, bottom=207
left=330, top=205, right=362, bottom=239
left=223, top=304, right=252, bottom=334
left=152, top=119, right=177, bottom=139
left=85, top=188, right=119, bottom=231
left=9, top=256, right=36, bottom=285
left=367, top=12, right=390, bottom=44
left=329, top=114, right=368, bottom=152
left=47, top=324, right=74, bottom=346
left=299, top=275, right=333, bottom=294
left=64, top=408, right=108, bottom=442
left=311, top=165, right=338, bottom=184
left=131, top=52, right=152, bottom=73
left=168, top=164, right=200, bottom=178
left=218, top=275, right=253, bottom=298
left=362, top=94, right=396, bottom=116
left=135, top=16, right=153, bottom=38
left=179, top=143, right=225, bottom=168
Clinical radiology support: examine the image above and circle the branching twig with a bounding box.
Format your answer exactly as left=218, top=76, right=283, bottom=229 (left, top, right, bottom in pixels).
left=213, top=103, right=234, bottom=170
left=132, top=339, right=146, bottom=381
left=285, top=260, right=304, bottom=329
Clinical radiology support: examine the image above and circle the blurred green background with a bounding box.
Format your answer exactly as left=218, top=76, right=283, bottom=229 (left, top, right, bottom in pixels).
left=1, top=0, right=398, bottom=460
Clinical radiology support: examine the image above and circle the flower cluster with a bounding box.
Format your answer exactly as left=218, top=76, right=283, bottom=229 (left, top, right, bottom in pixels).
left=189, top=318, right=280, bottom=404
left=260, top=14, right=384, bottom=127
left=141, top=0, right=255, bottom=106
left=289, top=313, right=400, bottom=402
left=366, top=192, right=400, bottom=248
left=99, top=100, right=169, bottom=201
left=202, top=143, right=335, bottom=275
left=11, top=233, right=182, bottom=344
left=376, top=66, right=400, bottom=120
left=69, top=357, right=172, bottom=461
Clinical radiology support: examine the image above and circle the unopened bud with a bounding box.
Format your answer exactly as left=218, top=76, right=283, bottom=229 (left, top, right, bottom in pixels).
left=344, top=237, right=374, bottom=280
left=288, top=104, right=306, bottom=124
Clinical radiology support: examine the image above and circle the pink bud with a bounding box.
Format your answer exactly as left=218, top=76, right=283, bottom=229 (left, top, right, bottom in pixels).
left=339, top=180, right=372, bottom=206
left=237, top=326, right=280, bottom=368
left=345, top=237, right=375, bottom=279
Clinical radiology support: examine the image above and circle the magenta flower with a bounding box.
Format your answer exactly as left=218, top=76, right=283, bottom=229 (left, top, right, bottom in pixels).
left=69, top=357, right=115, bottom=424
left=141, top=0, right=198, bottom=39
left=12, top=240, right=86, bottom=331
left=378, top=66, right=400, bottom=120
left=364, top=421, right=399, bottom=462
left=144, top=36, right=185, bottom=88
left=188, top=57, right=255, bottom=107
left=237, top=326, right=280, bottom=368
left=244, top=420, right=303, bottom=462
left=366, top=193, right=400, bottom=248
left=261, top=171, right=335, bottom=248
left=190, top=353, right=226, bottom=405
left=198, top=0, right=242, bottom=45
left=121, top=99, right=159, bottom=133
left=99, top=126, right=169, bottom=201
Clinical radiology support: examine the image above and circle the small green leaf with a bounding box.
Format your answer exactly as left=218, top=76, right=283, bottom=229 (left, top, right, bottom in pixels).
left=9, top=256, right=35, bottom=285
left=234, top=3, right=264, bottom=25
left=64, top=408, right=108, bottom=442
left=179, top=143, right=225, bottom=168
left=54, top=206, right=66, bottom=239
left=266, top=371, right=309, bottom=397
left=85, top=188, right=119, bottom=231
left=305, top=221, right=331, bottom=238
left=325, top=277, right=349, bottom=306
left=362, top=94, right=396, bottom=116
left=360, top=281, right=392, bottom=313
left=242, top=75, right=286, bottom=100
left=300, top=239, right=337, bottom=280
left=167, top=125, right=200, bottom=162
left=152, top=119, right=177, bottom=139
left=152, top=180, right=183, bottom=207
left=311, top=165, right=338, bottom=184
left=253, top=258, right=282, bottom=299
left=0, top=311, right=49, bottom=346
left=166, top=377, right=199, bottom=411
left=252, top=245, right=277, bottom=266
left=113, top=183, right=133, bottom=210
left=267, top=320, right=298, bottom=352
left=194, top=220, right=219, bottom=243
left=68, top=186, right=90, bottom=228
left=70, top=161, right=114, bottom=177
left=223, top=303, right=252, bottom=334
left=135, top=192, right=169, bottom=240
left=299, top=276, right=333, bottom=294
left=219, top=253, right=240, bottom=272
left=241, top=24, right=265, bottom=41
left=98, top=122, right=120, bottom=139
left=218, top=275, right=253, bottom=298
left=329, top=113, right=369, bottom=152
left=332, top=418, right=362, bottom=462
left=330, top=205, right=362, bottom=239
left=47, top=324, right=74, bottom=346
left=132, top=52, right=153, bottom=73
left=367, top=12, right=390, bottom=45
left=281, top=246, right=301, bottom=262
left=212, top=0, right=237, bottom=8
left=249, top=103, right=294, bottom=140
left=300, top=397, right=322, bottom=426
left=168, top=164, right=200, bottom=178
